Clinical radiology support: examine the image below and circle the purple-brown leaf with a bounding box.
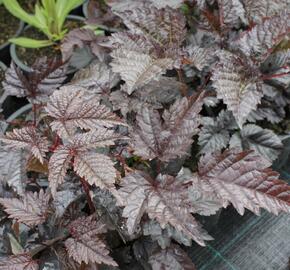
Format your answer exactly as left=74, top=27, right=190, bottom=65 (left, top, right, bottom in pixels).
left=46, top=86, right=126, bottom=138
left=198, top=149, right=290, bottom=215
left=3, top=58, right=66, bottom=103
left=1, top=127, right=49, bottom=164
left=0, top=254, right=39, bottom=270
left=0, top=190, right=49, bottom=226
left=65, top=216, right=117, bottom=266
left=119, top=171, right=213, bottom=246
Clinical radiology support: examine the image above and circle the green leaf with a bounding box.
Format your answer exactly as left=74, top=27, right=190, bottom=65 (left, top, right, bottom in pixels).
left=3, top=0, right=40, bottom=28
left=56, top=0, right=84, bottom=31
left=34, top=3, right=51, bottom=37
left=9, top=37, right=53, bottom=48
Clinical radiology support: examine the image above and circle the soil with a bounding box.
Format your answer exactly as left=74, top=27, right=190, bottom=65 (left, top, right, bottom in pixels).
left=18, top=0, right=37, bottom=13
left=0, top=5, right=21, bottom=46
left=15, top=19, right=84, bottom=67
left=15, top=28, right=59, bottom=67
left=0, top=67, right=5, bottom=83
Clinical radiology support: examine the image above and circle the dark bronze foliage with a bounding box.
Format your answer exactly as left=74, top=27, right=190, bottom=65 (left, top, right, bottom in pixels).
left=0, top=1, right=290, bottom=269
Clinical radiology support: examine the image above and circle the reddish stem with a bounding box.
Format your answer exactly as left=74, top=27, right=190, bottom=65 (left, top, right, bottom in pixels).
left=262, top=71, right=290, bottom=80
left=79, top=177, right=95, bottom=214
left=49, top=135, right=61, bottom=152
left=176, top=69, right=188, bottom=96
left=32, top=104, right=37, bottom=127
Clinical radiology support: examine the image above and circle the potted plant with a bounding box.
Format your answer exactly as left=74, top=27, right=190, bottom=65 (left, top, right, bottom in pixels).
left=0, top=0, right=23, bottom=65
left=3, top=0, right=85, bottom=71
left=0, top=2, right=290, bottom=269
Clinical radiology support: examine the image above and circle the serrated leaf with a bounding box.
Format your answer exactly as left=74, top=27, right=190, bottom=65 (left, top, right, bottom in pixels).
left=261, top=49, right=290, bottom=73
left=218, top=0, right=246, bottom=27
left=198, top=110, right=236, bottom=154
left=149, top=244, right=196, bottom=270
left=48, top=146, right=72, bottom=197
left=71, top=129, right=126, bottom=149
left=1, top=127, right=49, bottom=164
left=0, top=254, right=39, bottom=270
left=3, top=58, right=66, bottom=103
left=65, top=216, right=117, bottom=266
left=74, top=151, right=118, bottom=194
left=178, top=168, right=223, bottom=216
left=48, top=129, right=125, bottom=197
left=234, top=11, right=290, bottom=62
left=46, top=86, right=126, bottom=138
left=53, top=183, right=82, bottom=218
left=183, top=45, right=215, bottom=71
left=0, top=190, right=49, bottom=226
left=160, top=91, right=205, bottom=161
left=61, top=28, right=107, bottom=62
left=212, top=52, right=263, bottom=128
left=229, top=124, right=283, bottom=161
left=131, top=106, right=165, bottom=160
left=110, top=49, right=174, bottom=94
left=104, top=31, right=154, bottom=54
left=110, top=77, right=181, bottom=117
left=243, top=0, right=290, bottom=23
left=198, top=149, right=290, bottom=215
left=108, top=4, right=186, bottom=92
left=0, top=147, right=27, bottom=195
left=115, top=3, right=186, bottom=52
left=108, top=0, right=184, bottom=10
left=247, top=84, right=287, bottom=123
left=71, top=61, right=120, bottom=98
left=132, top=91, right=205, bottom=161
left=119, top=171, right=213, bottom=246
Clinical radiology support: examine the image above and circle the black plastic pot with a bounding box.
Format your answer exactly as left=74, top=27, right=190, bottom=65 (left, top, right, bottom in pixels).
left=0, top=61, right=8, bottom=107
left=10, top=15, right=85, bottom=72
left=70, top=0, right=86, bottom=16
left=0, top=20, right=24, bottom=65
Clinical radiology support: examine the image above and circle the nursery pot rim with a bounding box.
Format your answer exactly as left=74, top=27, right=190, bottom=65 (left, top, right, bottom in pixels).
left=0, top=61, right=7, bottom=71
left=3, top=103, right=32, bottom=132
left=82, top=0, right=89, bottom=18
left=0, top=61, right=8, bottom=107
left=0, top=19, right=24, bottom=51
left=10, top=14, right=85, bottom=72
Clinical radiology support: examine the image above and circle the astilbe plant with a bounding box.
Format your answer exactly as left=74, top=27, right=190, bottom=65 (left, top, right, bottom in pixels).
left=0, top=0, right=290, bottom=269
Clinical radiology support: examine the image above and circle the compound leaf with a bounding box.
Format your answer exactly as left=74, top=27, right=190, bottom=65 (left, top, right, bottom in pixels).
left=198, top=149, right=290, bottom=215
left=229, top=124, right=283, bottom=161
left=234, top=11, right=290, bottom=62
left=46, top=86, right=125, bottom=138
left=3, top=58, right=66, bottom=103
left=119, top=171, right=213, bottom=246
left=0, top=190, right=49, bottom=226
left=1, top=127, right=49, bottom=164
left=65, top=216, right=117, bottom=266
left=212, top=52, right=263, bottom=128
left=0, top=254, right=39, bottom=270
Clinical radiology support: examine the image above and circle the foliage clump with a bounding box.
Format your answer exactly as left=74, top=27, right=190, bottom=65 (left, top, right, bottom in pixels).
left=0, top=0, right=290, bottom=269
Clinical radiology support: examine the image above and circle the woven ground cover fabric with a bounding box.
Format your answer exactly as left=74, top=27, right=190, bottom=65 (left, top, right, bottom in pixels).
left=187, top=207, right=290, bottom=270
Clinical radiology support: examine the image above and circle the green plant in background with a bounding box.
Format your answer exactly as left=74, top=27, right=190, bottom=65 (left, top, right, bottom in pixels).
left=3, top=0, right=84, bottom=48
